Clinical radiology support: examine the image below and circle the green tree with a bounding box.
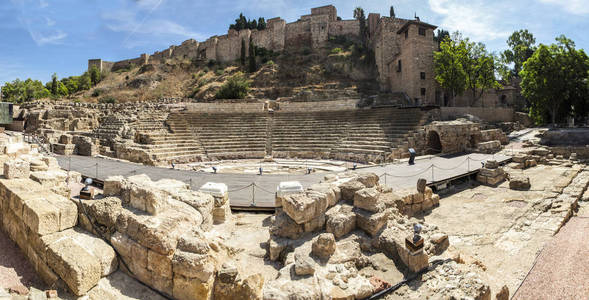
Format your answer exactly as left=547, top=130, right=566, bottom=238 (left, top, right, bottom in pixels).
left=257, top=17, right=266, bottom=30
left=460, top=40, right=501, bottom=106
left=78, top=72, right=92, bottom=90
left=500, top=29, right=536, bottom=79
left=434, top=35, right=467, bottom=105
left=50, top=73, right=58, bottom=95
left=354, top=7, right=367, bottom=46
left=89, top=65, right=101, bottom=86
left=215, top=72, right=250, bottom=99
left=520, top=36, right=589, bottom=125
left=248, top=38, right=257, bottom=73
left=2, top=78, right=50, bottom=103
left=240, top=39, right=247, bottom=66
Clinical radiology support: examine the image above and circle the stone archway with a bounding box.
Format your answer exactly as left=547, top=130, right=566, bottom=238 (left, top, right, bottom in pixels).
left=426, top=131, right=442, bottom=154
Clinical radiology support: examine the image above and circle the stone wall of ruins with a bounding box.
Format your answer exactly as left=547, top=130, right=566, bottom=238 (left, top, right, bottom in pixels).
left=440, top=107, right=515, bottom=123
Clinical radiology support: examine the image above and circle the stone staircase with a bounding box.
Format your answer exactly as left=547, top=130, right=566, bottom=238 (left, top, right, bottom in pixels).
left=93, top=116, right=126, bottom=147
left=333, top=108, right=426, bottom=161
left=134, top=114, right=207, bottom=164
left=168, top=112, right=269, bottom=160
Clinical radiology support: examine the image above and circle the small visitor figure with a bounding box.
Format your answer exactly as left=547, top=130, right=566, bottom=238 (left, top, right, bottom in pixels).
left=171, top=162, right=175, bottom=169
left=212, top=166, right=217, bottom=174
left=352, top=163, right=357, bottom=170
left=259, top=167, right=263, bottom=176
left=408, top=148, right=416, bottom=165
left=307, top=167, right=312, bottom=174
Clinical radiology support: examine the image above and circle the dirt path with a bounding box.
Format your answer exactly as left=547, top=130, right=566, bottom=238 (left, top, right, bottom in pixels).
left=0, top=230, right=45, bottom=292
left=512, top=216, right=589, bottom=300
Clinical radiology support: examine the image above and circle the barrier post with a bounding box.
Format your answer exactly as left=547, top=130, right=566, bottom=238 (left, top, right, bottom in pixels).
left=189, top=178, right=192, bottom=189
left=467, top=157, right=470, bottom=172
left=251, top=184, right=256, bottom=207
left=95, top=163, right=98, bottom=180
left=384, top=173, right=387, bottom=186
left=431, top=165, right=434, bottom=182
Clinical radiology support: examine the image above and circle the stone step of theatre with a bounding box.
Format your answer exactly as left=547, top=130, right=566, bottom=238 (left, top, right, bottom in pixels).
left=142, top=107, right=427, bottom=162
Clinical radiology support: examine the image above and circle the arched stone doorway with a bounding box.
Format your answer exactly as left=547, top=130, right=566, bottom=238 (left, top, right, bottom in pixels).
left=426, top=131, right=442, bottom=154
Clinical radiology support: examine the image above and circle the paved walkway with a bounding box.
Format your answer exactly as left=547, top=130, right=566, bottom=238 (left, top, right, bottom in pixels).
left=57, top=153, right=509, bottom=208
left=512, top=216, right=589, bottom=299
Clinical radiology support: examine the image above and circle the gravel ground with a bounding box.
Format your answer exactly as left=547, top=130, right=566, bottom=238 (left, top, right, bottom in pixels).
left=512, top=216, right=589, bottom=299
left=0, top=230, right=45, bottom=292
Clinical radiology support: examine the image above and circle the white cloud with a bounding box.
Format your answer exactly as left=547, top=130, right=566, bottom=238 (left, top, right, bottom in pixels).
left=28, top=29, right=67, bottom=45
left=103, top=10, right=204, bottom=48
left=45, top=17, right=55, bottom=26
left=538, top=0, right=589, bottom=15
left=39, top=0, right=48, bottom=8
left=428, top=0, right=510, bottom=41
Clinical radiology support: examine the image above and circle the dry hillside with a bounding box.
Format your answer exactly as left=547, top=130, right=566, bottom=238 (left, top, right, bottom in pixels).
left=71, top=39, right=379, bottom=103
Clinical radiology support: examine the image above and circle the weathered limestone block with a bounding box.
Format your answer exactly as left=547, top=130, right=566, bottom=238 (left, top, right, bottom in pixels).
left=30, top=170, right=67, bottom=187
left=172, top=250, right=215, bottom=282
left=485, top=160, right=499, bottom=169
left=45, top=193, right=78, bottom=231
left=398, top=247, right=429, bottom=273
left=173, top=274, right=214, bottom=300
left=308, top=183, right=337, bottom=207
left=52, top=143, right=75, bottom=155
left=356, top=209, right=387, bottom=237
left=325, top=204, right=356, bottom=238
left=275, top=181, right=304, bottom=208
left=148, top=250, right=173, bottom=279
left=268, top=237, right=290, bottom=262
left=116, top=211, right=182, bottom=256
left=212, top=202, right=231, bottom=224
left=214, top=263, right=264, bottom=300
left=479, top=168, right=503, bottom=177
left=42, top=157, right=60, bottom=169
left=4, top=160, right=30, bottom=179
left=353, top=187, right=381, bottom=212
left=302, top=213, right=326, bottom=233
left=509, top=175, right=531, bottom=190
left=29, top=159, right=49, bottom=172
left=103, top=176, right=126, bottom=197
left=45, top=233, right=105, bottom=295
left=430, top=233, right=449, bottom=255
left=525, top=159, right=537, bottom=168
left=22, top=198, right=60, bottom=235
left=339, top=180, right=366, bottom=201
left=311, top=233, right=336, bottom=259
left=356, top=173, right=379, bottom=188
left=270, top=211, right=304, bottom=239
left=282, top=192, right=328, bottom=224
left=129, top=183, right=168, bottom=215
left=294, top=253, right=315, bottom=276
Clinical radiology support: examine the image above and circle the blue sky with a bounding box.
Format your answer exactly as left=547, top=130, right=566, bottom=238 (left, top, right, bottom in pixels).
left=1, top=0, right=588, bottom=85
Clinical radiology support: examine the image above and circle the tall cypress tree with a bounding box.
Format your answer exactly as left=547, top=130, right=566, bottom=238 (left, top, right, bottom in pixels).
left=248, top=39, right=257, bottom=73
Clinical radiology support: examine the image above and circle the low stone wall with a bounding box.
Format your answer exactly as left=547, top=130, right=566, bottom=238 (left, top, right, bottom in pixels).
left=184, top=102, right=265, bottom=113
left=0, top=150, right=117, bottom=296
left=277, top=99, right=359, bottom=112
left=441, top=107, right=514, bottom=123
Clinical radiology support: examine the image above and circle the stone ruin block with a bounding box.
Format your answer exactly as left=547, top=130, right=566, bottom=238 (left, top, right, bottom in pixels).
left=129, top=180, right=169, bottom=215
left=103, top=175, right=126, bottom=197
left=325, top=204, right=356, bottom=238
left=355, top=208, right=387, bottom=237
left=477, top=140, right=501, bottom=153
left=29, top=158, right=49, bottom=172
left=73, top=136, right=98, bottom=156
left=339, top=179, right=366, bottom=201
left=275, top=181, right=304, bottom=208
left=307, top=182, right=338, bottom=207
left=353, top=187, right=381, bottom=213
left=52, top=143, right=75, bottom=155
left=477, top=165, right=505, bottom=186
left=509, top=175, right=531, bottom=190
left=59, top=134, right=73, bottom=144
left=282, top=191, right=328, bottom=225
left=4, top=160, right=30, bottom=179
left=43, top=228, right=117, bottom=296
left=199, top=182, right=231, bottom=224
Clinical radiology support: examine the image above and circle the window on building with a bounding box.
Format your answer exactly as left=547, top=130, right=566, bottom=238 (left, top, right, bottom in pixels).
left=397, top=60, right=402, bottom=72
left=420, top=72, right=426, bottom=80
left=419, top=28, right=426, bottom=36
left=421, top=88, right=426, bottom=96
left=405, top=30, right=408, bottom=39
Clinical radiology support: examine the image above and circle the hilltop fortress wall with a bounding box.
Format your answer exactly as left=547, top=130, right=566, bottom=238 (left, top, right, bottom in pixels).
left=90, top=5, right=359, bottom=70
left=89, top=4, right=446, bottom=104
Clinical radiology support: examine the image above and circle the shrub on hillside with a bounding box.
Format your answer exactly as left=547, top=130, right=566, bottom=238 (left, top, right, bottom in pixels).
left=331, top=48, right=344, bottom=55
left=215, top=73, right=250, bottom=99
left=99, top=96, right=116, bottom=104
